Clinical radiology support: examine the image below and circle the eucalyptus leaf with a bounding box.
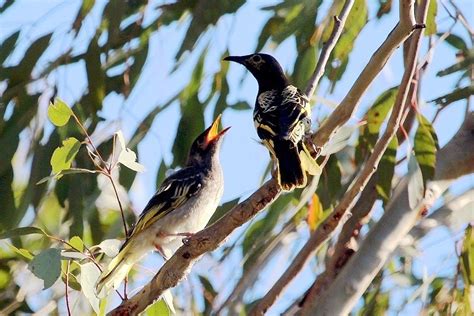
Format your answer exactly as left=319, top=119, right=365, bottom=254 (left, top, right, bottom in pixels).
left=407, top=153, right=424, bottom=210
left=50, top=137, right=81, bottom=175
left=28, top=248, right=61, bottom=289
left=47, top=99, right=73, bottom=127
left=80, top=262, right=101, bottom=313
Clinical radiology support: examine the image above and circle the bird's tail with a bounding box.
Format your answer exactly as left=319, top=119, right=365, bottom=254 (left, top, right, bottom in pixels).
left=273, top=138, right=306, bottom=191
left=95, top=241, right=145, bottom=296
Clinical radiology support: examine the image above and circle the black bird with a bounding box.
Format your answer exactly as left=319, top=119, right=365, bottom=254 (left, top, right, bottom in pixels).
left=96, top=115, right=229, bottom=294
left=224, top=53, right=319, bottom=190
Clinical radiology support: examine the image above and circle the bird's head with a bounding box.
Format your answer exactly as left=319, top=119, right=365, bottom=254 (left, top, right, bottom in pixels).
left=224, top=53, right=288, bottom=90
left=187, top=114, right=230, bottom=166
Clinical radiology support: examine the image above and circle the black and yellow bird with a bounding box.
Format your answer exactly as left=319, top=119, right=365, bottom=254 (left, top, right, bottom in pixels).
left=96, top=115, right=229, bottom=294
left=224, top=53, right=319, bottom=191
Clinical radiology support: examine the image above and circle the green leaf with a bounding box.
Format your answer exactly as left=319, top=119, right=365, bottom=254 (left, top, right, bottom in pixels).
left=145, top=299, right=170, bottom=316
left=425, top=0, right=437, bottom=36
left=460, top=225, right=473, bottom=309
left=80, top=262, right=100, bottom=313
left=11, top=33, right=52, bottom=85
left=72, top=0, right=96, bottom=31
left=414, top=114, right=438, bottom=186
left=175, top=1, right=245, bottom=59
left=367, top=87, right=398, bottom=134
left=0, top=165, right=17, bottom=230
left=0, top=0, right=14, bottom=13
left=50, top=137, right=81, bottom=175
left=172, top=50, right=207, bottom=166
left=198, top=275, right=217, bottom=315
left=68, top=236, right=84, bottom=252
left=6, top=244, right=34, bottom=261
left=84, top=36, right=105, bottom=113
left=376, top=136, right=397, bottom=204
left=0, top=269, right=11, bottom=290
left=441, top=33, right=467, bottom=51
left=293, top=45, right=317, bottom=89
left=47, top=98, right=73, bottom=127
left=356, top=87, right=398, bottom=164
left=0, top=226, right=47, bottom=239
left=327, top=0, right=367, bottom=88
left=407, top=152, right=424, bottom=210
left=28, top=248, right=61, bottom=289
left=430, top=85, right=474, bottom=108
left=321, top=125, right=358, bottom=156
left=437, top=50, right=474, bottom=77
left=0, top=30, right=20, bottom=64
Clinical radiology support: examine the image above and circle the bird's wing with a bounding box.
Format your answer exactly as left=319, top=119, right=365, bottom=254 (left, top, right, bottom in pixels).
left=124, top=167, right=203, bottom=243
left=278, top=85, right=311, bottom=141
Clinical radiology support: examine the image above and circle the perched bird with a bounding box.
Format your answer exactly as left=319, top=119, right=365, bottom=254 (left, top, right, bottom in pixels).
left=224, top=53, right=320, bottom=191
left=96, top=115, right=229, bottom=294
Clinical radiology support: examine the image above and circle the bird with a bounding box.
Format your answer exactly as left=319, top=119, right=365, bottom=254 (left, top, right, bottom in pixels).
left=96, top=115, right=229, bottom=295
left=224, top=53, right=320, bottom=191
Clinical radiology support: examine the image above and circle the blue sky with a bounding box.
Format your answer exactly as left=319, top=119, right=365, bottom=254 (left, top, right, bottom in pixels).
left=1, top=0, right=473, bottom=314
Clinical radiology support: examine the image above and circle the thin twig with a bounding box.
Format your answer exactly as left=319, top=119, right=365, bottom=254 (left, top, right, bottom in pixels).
left=304, top=0, right=355, bottom=98
left=65, top=260, right=72, bottom=316
left=72, top=113, right=107, bottom=170
left=71, top=112, right=129, bottom=236
left=107, top=174, right=129, bottom=237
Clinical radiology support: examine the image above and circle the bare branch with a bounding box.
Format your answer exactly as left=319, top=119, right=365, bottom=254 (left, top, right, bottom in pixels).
left=108, top=180, right=281, bottom=315
left=409, top=187, right=474, bottom=240
left=304, top=0, right=355, bottom=98
left=308, top=110, right=474, bottom=315
left=311, top=0, right=417, bottom=148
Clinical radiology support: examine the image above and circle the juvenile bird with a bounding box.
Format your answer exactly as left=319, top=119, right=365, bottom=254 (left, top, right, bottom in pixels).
left=96, top=115, right=229, bottom=294
left=224, top=53, right=319, bottom=191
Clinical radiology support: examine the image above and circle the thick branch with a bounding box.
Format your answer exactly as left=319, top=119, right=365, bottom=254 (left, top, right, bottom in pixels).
left=409, top=188, right=474, bottom=240
left=109, top=180, right=281, bottom=315
left=311, top=0, right=417, bottom=148
left=309, top=111, right=474, bottom=315
left=249, top=1, right=418, bottom=314
left=304, top=0, right=355, bottom=98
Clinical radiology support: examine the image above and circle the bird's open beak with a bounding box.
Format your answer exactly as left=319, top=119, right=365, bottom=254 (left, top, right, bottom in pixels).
left=204, top=114, right=231, bottom=146
left=223, top=55, right=246, bottom=65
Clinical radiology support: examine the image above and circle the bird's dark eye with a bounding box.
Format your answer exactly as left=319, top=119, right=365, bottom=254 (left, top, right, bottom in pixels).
left=252, top=55, right=262, bottom=63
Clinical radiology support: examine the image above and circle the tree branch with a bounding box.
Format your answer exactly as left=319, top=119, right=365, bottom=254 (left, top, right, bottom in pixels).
left=311, top=0, right=417, bottom=149
left=108, top=180, right=281, bottom=315
left=249, top=1, right=419, bottom=314
left=409, top=187, right=474, bottom=240
left=304, top=0, right=355, bottom=98
left=308, top=110, right=474, bottom=315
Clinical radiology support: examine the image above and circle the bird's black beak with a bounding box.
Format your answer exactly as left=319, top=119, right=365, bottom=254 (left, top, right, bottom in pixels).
left=204, top=114, right=230, bottom=146
left=223, top=55, right=247, bottom=65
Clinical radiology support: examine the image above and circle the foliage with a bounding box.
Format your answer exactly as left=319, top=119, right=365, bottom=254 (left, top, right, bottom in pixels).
left=0, top=0, right=472, bottom=315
